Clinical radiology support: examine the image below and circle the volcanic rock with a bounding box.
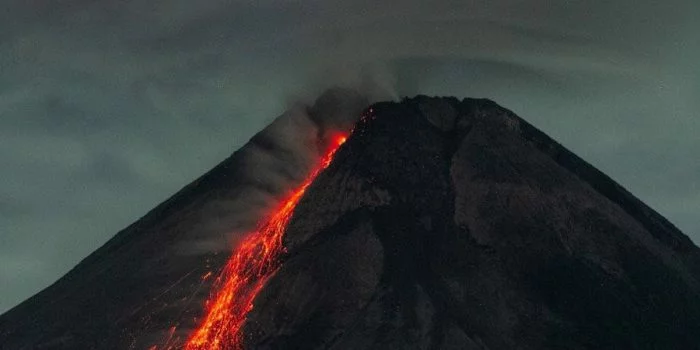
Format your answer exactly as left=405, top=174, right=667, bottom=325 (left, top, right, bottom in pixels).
left=1, top=95, right=699, bottom=350
left=243, top=96, right=700, bottom=350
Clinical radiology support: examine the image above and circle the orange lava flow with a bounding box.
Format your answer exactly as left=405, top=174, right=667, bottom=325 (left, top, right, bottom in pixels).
left=185, top=134, right=348, bottom=350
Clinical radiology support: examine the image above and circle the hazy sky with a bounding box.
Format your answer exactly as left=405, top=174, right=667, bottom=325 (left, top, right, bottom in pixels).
left=1, top=0, right=698, bottom=314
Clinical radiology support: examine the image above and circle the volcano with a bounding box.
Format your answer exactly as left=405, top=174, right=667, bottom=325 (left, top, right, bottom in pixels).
left=1, top=94, right=699, bottom=350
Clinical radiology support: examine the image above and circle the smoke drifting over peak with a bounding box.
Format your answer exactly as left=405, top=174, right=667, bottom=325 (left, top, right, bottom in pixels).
left=1, top=0, right=699, bottom=313
left=183, top=88, right=369, bottom=254
left=246, top=87, right=369, bottom=194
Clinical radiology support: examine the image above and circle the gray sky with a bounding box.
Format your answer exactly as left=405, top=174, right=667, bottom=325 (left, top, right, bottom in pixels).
left=1, top=0, right=698, bottom=314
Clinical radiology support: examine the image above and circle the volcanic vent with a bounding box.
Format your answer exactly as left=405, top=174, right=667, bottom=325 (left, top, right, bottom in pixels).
left=1, top=94, right=700, bottom=350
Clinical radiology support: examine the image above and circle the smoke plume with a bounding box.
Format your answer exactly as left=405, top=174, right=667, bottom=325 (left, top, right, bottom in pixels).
left=182, top=87, right=373, bottom=254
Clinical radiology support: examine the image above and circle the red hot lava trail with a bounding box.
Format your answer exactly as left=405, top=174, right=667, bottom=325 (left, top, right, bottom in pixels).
left=184, top=133, right=348, bottom=350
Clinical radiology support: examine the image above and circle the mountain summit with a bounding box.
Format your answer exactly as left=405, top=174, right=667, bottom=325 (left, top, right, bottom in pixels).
left=1, top=95, right=699, bottom=350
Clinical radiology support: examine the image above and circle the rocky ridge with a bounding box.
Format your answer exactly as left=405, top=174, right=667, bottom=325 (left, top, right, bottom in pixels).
left=243, top=96, right=700, bottom=350
left=1, top=95, right=699, bottom=350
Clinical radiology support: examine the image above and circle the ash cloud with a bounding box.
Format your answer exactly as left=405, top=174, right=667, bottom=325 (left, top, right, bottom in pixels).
left=246, top=88, right=371, bottom=206
left=1, top=0, right=699, bottom=313
left=182, top=87, right=372, bottom=254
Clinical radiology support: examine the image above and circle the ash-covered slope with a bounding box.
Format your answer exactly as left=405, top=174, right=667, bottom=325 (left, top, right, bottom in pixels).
left=0, top=89, right=369, bottom=350
left=2, top=95, right=699, bottom=350
left=242, top=96, right=700, bottom=350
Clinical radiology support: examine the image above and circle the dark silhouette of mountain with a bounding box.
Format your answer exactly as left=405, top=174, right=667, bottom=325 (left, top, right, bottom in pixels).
left=1, top=95, right=699, bottom=349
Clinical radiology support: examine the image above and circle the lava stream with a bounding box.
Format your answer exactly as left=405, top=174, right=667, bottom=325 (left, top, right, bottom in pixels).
left=185, top=134, right=348, bottom=350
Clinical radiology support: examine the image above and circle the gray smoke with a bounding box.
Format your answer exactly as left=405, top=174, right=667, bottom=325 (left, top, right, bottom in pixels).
left=180, top=87, right=372, bottom=254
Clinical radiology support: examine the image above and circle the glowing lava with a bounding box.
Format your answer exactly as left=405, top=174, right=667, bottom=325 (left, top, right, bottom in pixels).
left=185, top=133, right=349, bottom=350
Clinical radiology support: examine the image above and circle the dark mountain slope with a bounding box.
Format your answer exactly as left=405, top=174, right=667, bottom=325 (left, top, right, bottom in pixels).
left=243, top=96, right=700, bottom=350
left=0, top=90, right=368, bottom=349
left=1, top=95, right=698, bottom=350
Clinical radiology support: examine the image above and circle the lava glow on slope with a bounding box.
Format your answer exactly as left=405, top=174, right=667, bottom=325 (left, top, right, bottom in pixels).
left=184, top=133, right=348, bottom=350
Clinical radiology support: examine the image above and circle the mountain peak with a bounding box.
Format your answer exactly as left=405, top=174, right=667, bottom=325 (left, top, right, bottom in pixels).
left=1, top=96, right=699, bottom=350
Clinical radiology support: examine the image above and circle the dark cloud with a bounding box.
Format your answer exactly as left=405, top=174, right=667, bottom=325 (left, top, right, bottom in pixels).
left=1, top=0, right=698, bottom=313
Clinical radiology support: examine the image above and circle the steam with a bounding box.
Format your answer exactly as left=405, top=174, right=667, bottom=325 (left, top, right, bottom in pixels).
left=184, top=87, right=371, bottom=254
